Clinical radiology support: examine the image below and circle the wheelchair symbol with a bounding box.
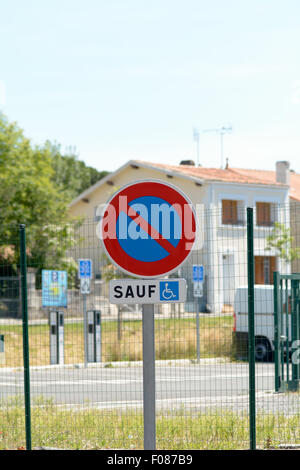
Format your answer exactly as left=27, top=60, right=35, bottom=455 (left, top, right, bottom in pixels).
left=160, top=281, right=179, bottom=301
left=161, top=283, right=176, bottom=300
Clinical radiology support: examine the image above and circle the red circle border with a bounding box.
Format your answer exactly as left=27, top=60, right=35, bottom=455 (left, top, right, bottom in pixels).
left=101, top=180, right=196, bottom=278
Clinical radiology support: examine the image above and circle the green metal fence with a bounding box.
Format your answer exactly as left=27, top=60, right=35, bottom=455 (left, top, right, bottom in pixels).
left=1, top=204, right=300, bottom=450
left=274, top=272, right=300, bottom=392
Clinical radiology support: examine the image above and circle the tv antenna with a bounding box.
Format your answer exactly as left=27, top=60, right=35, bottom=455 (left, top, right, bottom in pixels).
left=203, top=125, right=233, bottom=169
left=193, top=128, right=200, bottom=167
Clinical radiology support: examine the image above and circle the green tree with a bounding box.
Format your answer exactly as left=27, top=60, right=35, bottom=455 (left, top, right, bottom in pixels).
left=0, top=112, right=108, bottom=283
left=45, top=141, right=109, bottom=199
left=265, top=222, right=300, bottom=263
left=0, top=113, right=79, bottom=280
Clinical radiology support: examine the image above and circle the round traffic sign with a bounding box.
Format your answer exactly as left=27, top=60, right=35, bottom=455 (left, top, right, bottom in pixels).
left=100, top=180, right=196, bottom=278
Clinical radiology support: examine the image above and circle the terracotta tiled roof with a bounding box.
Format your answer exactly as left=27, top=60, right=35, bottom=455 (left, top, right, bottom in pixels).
left=137, top=161, right=300, bottom=202
left=289, top=173, right=300, bottom=202
left=233, top=168, right=300, bottom=202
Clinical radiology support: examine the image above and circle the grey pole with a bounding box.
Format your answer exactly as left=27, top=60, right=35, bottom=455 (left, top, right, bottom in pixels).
left=20, top=224, right=32, bottom=450
left=196, top=298, right=200, bottom=363
left=142, top=304, right=156, bottom=450
left=83, top=293, right=88, bottom=367
left=247, top=207, right=256, bottom=450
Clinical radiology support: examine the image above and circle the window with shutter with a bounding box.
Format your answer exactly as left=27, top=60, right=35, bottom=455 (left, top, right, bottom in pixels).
left=222, top=200, right=244, bottom=225
left=256, top=202, right=275, bottom=227
left=254, top=256, right=276, bottom=284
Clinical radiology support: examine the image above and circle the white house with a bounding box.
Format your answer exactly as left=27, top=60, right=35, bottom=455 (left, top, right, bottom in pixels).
left=69, top=159, right=298, bottom=313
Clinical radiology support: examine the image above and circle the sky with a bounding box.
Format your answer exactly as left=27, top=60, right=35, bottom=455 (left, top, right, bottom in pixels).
left=1, top=0, right=300, bottom=173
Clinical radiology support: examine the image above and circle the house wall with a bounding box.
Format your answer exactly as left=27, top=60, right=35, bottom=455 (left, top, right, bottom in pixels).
left=69, top=164, right=208, bottom=220
left=205, top=182, right=289, bottom=312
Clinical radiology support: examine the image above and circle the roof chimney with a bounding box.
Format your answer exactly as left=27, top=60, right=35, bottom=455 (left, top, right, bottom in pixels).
left=276, top=161, right=290, bottom=185
left=180, top=159, right=195, bottom=166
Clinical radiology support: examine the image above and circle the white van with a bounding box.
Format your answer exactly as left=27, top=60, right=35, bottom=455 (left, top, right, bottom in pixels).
left=233, top=285, right=291, bottom=361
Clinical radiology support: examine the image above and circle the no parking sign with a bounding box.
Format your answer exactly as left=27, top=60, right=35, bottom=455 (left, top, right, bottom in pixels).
left=100, top=180, right=197, bottom=278
left=100, top=179, right=196, bottom=450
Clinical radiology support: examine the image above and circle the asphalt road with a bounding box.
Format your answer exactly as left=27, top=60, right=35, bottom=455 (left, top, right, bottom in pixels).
left=1, top=361, right=299, bottom=415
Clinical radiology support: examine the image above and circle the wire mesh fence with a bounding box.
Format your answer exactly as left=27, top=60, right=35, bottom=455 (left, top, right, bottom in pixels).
left=0, top=202, right=300, bottom=450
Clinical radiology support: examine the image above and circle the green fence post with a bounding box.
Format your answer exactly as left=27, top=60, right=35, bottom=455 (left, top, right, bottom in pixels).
left=273, top=271, right=281, bottom=392
left=20, top=224, right=32, bottom=451
left=247, top=207, right=256, bottom=450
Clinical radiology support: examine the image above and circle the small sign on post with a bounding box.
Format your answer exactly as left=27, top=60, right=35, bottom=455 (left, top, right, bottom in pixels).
left=42, top=270, right=67, bottom=366
left=193, top=265, right=204, bottom=363
left=42, top=270, right=68, bottom=308
left=78, top=259, right=92, bottom=367
left=80, top=278, right=91, bottom=294
left=78, top=259, right=93, bottom=280
left=193, top=281, right=203, bottom=298
left=193, top=265, right=204, bottom=298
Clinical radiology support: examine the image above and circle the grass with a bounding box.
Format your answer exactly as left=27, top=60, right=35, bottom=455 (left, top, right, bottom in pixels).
left=0, top=316, right=234, bottom=367
left=0, top=396, right=299, bottom=450
left=1, top=317, right=299, bottom=450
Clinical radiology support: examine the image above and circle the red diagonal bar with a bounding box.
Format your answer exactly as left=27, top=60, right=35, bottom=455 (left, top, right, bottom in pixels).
left=127, top=205, right=177, bottom=255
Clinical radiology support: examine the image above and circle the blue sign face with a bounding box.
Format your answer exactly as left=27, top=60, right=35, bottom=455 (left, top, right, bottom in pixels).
left=159, top=281, right=179, bottom=302
left=42, top=270, right=68, bottom=308
left=193, top=265, right=204, bottom=282
left=78, top=259, right=92, bottom=279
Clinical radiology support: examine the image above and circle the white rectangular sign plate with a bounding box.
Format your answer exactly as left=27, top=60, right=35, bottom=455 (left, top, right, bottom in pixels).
left=193, top=281, right=203, bottom=298
left=109, top=278, right=187, bottom=304
left=80, top=277, right=91, bottom=294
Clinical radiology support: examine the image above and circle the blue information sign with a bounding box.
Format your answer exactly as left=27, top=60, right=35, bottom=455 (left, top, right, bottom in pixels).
left=78, top=259, right=92, bottom=279
left=42, top=270, right=68, bottom=308
left=193, top=265, right=204, bottom=282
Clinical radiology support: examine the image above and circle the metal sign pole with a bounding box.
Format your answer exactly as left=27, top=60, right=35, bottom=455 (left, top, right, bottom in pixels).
left=83, top=293, right=88, bottom=367
left=142, top=304, right=156, bottom=450
left=196, top=298, right=200, bottom=363
left=247, top=207, right=256, bottom=450
left=193, top=265, right=203, bottom=363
